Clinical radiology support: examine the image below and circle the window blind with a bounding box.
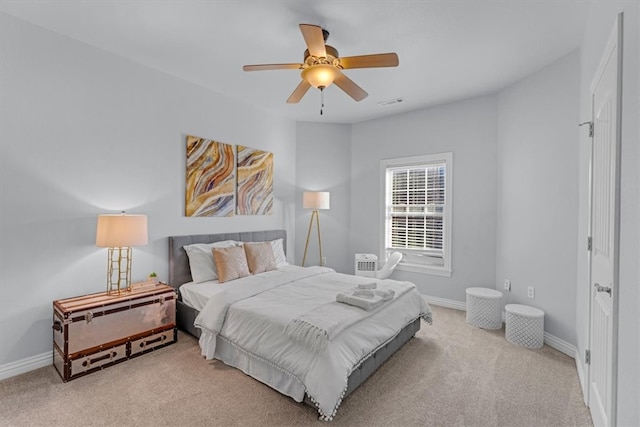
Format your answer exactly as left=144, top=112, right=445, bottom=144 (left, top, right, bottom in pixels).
left=386, top=162, right=446, bottom=255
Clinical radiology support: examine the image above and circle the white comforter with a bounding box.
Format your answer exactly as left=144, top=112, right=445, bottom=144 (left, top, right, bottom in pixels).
left=194, top=266, right=431, bottom=420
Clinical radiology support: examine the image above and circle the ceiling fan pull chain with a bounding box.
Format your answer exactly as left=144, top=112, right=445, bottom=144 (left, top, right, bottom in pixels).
left=320, top=87, right=324, bottom=115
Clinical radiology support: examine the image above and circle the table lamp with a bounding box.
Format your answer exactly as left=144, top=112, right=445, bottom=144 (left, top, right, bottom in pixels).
left=96, top=212, right=148, bottom=295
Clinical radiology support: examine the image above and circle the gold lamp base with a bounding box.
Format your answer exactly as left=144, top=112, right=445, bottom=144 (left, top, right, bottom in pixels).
left=106, top=246, right=133, bottom=295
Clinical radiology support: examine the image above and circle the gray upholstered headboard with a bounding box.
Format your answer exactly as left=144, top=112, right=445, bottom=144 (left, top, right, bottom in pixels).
left=168, top=230, right=287, bottom=289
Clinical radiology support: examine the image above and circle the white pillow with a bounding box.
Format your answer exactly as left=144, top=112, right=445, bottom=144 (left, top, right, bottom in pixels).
left=183, top=240, right=238, bottom=283
left=270, top=238, right=288, bottom=268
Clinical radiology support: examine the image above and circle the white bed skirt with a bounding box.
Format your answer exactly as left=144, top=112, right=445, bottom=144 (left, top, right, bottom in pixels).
left=214, top=333, right=307, bottom=402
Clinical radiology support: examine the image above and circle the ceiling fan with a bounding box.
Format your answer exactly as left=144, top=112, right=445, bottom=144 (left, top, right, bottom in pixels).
left=243, top=24, right=399, bottom=105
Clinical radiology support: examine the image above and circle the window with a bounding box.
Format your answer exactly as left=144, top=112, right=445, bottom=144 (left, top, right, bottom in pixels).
left=380, top=152, right=452, bottom=276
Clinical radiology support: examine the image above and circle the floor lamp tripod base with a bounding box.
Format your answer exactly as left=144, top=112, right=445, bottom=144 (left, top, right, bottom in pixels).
left=302, top=210, right=323, bottom=266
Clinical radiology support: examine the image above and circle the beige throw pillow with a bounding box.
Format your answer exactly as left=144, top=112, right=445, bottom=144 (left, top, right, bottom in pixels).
left=183, top=240, right=238, bottom=283
left=244, top=242, right=277, bottom=274
left=212, top=246, right=250, bottom=283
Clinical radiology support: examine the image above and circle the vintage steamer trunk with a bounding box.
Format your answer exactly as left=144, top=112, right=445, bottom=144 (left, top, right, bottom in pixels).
left=53, top=283, right=177, bottom=382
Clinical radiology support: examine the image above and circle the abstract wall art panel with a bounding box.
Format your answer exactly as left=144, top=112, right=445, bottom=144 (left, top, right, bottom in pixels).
left=185, top=135, right=235, bottom=217
left=236, top=145, right=273, bottom=215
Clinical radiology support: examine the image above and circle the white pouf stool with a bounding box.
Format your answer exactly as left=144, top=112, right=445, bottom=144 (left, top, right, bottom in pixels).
left=465, top=287, right=503, bottom=330
left=505, top=304, right=545, bottom=349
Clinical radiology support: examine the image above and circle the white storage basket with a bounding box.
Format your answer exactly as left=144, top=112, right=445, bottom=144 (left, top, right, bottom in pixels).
left=505, top=304, right=545, bottom=349
left=465, top=287, right=503, bottom=330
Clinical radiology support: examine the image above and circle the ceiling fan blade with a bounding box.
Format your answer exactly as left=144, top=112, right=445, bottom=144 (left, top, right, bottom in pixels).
left=286, top=80, right=312, bottom=104
left=299, top=24, right=326, bottom=58
left=333, top=71, right=368, bottom=101
left=243, top=63, right=303, bottom=72
left=339, top=53, right=399, bottom=69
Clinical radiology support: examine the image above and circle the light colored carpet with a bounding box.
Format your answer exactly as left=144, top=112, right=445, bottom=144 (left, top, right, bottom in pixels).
left=0, top=305, right=592, bottom=426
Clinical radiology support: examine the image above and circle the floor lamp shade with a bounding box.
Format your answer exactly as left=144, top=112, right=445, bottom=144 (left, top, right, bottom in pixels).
left=303, top=191, right=330, bottom=210
left=96, top=213, right=148, bottom=295
left=302, top=192, right=330, bottom=266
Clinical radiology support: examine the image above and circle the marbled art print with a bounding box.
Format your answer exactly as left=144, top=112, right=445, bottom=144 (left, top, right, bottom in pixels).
left=236, top=146, right=273, bottom=215
left=185, top=135, right=235, bottom=217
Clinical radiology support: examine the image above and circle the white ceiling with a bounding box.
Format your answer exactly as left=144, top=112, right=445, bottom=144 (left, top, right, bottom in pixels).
left=1, top=0, right=589, bottom=124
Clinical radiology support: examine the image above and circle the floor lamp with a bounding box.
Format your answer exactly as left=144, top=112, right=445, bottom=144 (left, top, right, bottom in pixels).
left=302, top=191, right=330, bottom=266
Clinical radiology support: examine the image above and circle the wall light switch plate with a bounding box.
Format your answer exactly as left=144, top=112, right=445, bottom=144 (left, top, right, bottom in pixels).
left=527, top=286, right=535, bottom=299
left=504, top=279, right=511, bottom=291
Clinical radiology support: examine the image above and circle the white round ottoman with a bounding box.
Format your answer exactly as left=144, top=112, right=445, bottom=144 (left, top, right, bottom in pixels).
left=505, top=304, right=545, bottom=349
left=465, top=287, right=503, bottom=330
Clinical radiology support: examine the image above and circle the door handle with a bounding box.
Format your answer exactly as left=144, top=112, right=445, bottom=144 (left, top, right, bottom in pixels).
left=594, top=283, right=612, bottom=296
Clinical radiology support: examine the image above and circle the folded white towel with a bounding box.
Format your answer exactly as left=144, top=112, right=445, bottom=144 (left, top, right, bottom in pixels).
left=353, top=289, right=375, bottom=298
left=336, top=292, right=384, bottom=311
left=357, top=282, right=377, bottom=290
left=373, top=289, right=395, bottom=301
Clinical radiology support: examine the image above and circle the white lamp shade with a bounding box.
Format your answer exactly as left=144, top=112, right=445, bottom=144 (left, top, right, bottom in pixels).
left=303, top=192, right=330, bottom=210
left=96, top=214, right=148, bottom=247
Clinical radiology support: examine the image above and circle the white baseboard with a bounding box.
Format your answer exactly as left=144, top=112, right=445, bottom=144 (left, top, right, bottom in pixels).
left=424, top=295, right=466, bottom=311
left=0, top=351, right=52, bottom=381
left=575, top=352, right=588, bottom=405
left=426, top=295, right=577, bottom=358
left=543, top=332, right=576, bottom=358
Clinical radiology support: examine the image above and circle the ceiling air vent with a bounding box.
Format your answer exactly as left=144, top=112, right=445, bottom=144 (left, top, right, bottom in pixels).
left=377, top=98, right=404, bottom=107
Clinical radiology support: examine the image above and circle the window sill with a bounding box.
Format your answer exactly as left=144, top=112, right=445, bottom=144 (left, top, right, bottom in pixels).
left=396, top=263, right=452, bottom=277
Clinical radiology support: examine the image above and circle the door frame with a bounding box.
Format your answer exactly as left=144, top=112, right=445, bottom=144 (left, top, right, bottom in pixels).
left=584, top=12, right=623, bottom=427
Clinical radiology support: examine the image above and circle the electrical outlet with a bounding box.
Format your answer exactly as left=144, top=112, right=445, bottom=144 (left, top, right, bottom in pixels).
left=322, top=257, right=327, bottom=266
left=504, top=279, right=511, bottom=291
left=527, top=286, right=535, bottom=299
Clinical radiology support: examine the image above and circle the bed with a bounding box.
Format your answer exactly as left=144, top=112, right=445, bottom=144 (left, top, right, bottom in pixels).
left=168, top=230, right=431, bottom=420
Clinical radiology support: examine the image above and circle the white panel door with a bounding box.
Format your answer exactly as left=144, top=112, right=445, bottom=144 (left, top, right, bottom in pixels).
left=588, top=14, right=622, bottom=427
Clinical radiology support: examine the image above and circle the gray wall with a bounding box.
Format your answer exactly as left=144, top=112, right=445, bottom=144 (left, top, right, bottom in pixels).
left=577, top=4, right=640, bottom=426
left=349, top=96, right=499, bottom=302
left=496, top=51, right=580, bottom=343
left=0, top=14, right=297, bottom=366
left=294, top=122, right=351, bottom=273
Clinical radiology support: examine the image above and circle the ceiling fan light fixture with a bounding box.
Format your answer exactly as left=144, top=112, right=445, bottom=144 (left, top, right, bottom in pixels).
left=301, top=64, right=339, bottom=89
left=244, top=23, right=395, bottom=104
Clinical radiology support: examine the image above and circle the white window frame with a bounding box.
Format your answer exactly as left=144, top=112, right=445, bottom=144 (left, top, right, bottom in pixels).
left=379, top=152, right=453, bottom=277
